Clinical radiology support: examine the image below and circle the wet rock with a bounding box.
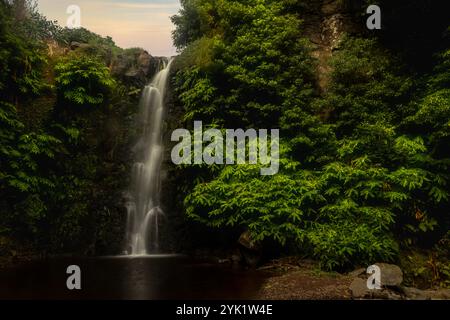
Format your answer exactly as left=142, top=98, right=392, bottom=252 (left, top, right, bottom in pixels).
left=386, top=290, right=404, bottom=300
left=402, top=287, right=450, bottom=300
left=110, top=49, right=168, bottom=87
left=137, top=50, right=152, bottom=75
left=375, top=263, right=403, bottom=287
left=218, top=258, right=231, bottom=264
left=238, top=231, right=262, bottom=267
left=350, top=264, right=405, bottom=299
left=322, top=14, right=347, bottom=50
left=350, top=278, right=405, bottom=300
left=231, top=253, right=241, bottom=264
left=402, top=287, right=430, bottom=300
left=239, top=231, right=260, bottom=251
left=350, top=278, right=371, bottom=299
left=372, top=288, right=403, bottom=300
left=111, top=54, right=130, bottom=75
left=242, top=252, right=261, bottom=268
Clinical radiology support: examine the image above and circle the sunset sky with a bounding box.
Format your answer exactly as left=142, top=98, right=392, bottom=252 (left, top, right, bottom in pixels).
left=37, top=0, right=181, bottom=56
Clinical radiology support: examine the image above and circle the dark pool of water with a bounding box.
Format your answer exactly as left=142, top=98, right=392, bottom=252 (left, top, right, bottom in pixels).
left=0, top=255, right=267, bottom=300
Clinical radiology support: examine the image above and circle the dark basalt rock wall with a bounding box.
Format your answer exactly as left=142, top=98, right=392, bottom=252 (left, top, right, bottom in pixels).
left=111, top=50, right=168, bottom=87
left=297, top=0, right=364, bottom=92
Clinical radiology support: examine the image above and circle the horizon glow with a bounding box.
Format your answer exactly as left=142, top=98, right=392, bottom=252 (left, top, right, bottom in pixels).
left=37, top=0, right=181, bottom=57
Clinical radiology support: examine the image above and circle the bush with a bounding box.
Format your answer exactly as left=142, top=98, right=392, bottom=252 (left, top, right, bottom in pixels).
left=173, top=0, right=450, bottom=269
left=55, top=54, right=116, bottom=107
left=0, top=1, right=48, bottom=100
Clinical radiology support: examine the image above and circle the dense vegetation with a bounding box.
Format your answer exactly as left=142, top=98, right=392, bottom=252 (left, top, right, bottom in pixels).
left=170, top=0, right=450, bottom=283
left=0, top=0, right=141, bottom=256
left=0, top=0, right=448, bottom=288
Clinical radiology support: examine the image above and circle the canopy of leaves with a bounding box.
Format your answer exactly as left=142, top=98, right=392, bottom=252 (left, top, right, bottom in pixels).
left=172, top=0, right=450, bottom=270
left=55, top=54, right=116, bottom=107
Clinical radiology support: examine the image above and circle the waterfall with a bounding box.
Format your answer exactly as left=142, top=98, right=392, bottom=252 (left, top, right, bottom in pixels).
left=125, top=58, right=173, bottom=256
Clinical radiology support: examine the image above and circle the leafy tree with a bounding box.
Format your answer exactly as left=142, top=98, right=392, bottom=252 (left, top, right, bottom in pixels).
left=171, top=0, right=208, bottom=50
left=0, top=0, right=48, bottom=101
left=0, top=0, right=121, bottom=251
left=172, top=0, right=450, bottom=270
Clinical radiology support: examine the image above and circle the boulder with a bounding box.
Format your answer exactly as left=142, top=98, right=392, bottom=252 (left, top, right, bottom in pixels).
left=70, top=41, right=90, bottom=51
left=349, top=264, right=450, bottom=300
left=110, top=49, right=167, bottom=87
left=111, top=54, right=130, bottom=75
left=350, top=278, right=405, bottom=300
left=238, top=231, right=262, bottom=267
left=238, top=231, right=261, bottom=251
left=349, top=263, right=404, bottom=299
left=137, top=50, right=152, bottom=75
left=350, top=278, right=371, bottom=299
left=375, top=263, right=403, bottom=287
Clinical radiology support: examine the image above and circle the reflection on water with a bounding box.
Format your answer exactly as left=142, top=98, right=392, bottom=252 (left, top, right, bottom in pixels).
left=0, top=256, right=266, bottom=300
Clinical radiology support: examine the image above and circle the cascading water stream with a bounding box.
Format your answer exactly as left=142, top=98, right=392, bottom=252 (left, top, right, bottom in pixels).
left=125, top=58, right=173, bottom=256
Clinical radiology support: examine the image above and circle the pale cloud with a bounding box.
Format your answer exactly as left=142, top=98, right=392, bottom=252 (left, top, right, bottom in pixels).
left=37, top=0, right=181, bottom=56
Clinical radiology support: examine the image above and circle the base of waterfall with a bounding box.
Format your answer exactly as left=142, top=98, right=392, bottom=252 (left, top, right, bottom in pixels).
left=0, top=255, right=266, bottom=299
left=125, top=58, right=174, bottom=256
left=114, top=253, right=184, bottom=259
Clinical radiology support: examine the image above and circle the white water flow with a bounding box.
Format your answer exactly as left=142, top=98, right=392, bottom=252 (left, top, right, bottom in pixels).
left=126, top=58, right=173, bottom=256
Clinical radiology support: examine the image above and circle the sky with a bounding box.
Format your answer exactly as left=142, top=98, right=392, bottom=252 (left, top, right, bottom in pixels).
left=37, top=0, right=181, bottom=56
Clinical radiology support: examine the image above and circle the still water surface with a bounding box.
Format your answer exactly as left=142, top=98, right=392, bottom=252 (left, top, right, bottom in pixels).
left=0, top=255, right=266, bottom=300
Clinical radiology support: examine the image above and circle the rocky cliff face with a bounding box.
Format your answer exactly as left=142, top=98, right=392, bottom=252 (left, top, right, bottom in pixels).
left=69, top=41, right=167, bottom=87
left=299, top=0, right=363, bottom=91
left=57, top=41, right=170, bottom=254
left=110, top=49, right=168, bottom=87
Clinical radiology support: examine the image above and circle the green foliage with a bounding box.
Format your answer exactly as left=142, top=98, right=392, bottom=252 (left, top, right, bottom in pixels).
left=0, top=1, right=48, bottom=99
left=0, top=101, right=63, bottom=239
left=55, top=54, right=116, bottom=107
left=57, top=27, right=121, bottom=62
left=1, top=0, right=449, bottom=273
left=173, top=0, right=450, bottom=270
left=401, top=234, right=450, bottom=289
left=184, top=150, right=405, bottom=269
left=0, top=3, right=61, bottom=241
left=58, top=27, right=117, bottom=48
left=174, top=0, right=315, bottom=128
left=0, top=1, right=131, bottom=253
left=404, top=51, right=450, bottom=155
left=172, top=36, right=216, bottom=71
left=171, top=0, right=211, bottom=50
left=317, top=36, right=413, bottom=135
left=17, top=2, right=62, bottom=43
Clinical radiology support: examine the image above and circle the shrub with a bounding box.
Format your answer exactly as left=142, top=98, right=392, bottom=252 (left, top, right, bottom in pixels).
left=55, top=54, right=116, bottom=107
